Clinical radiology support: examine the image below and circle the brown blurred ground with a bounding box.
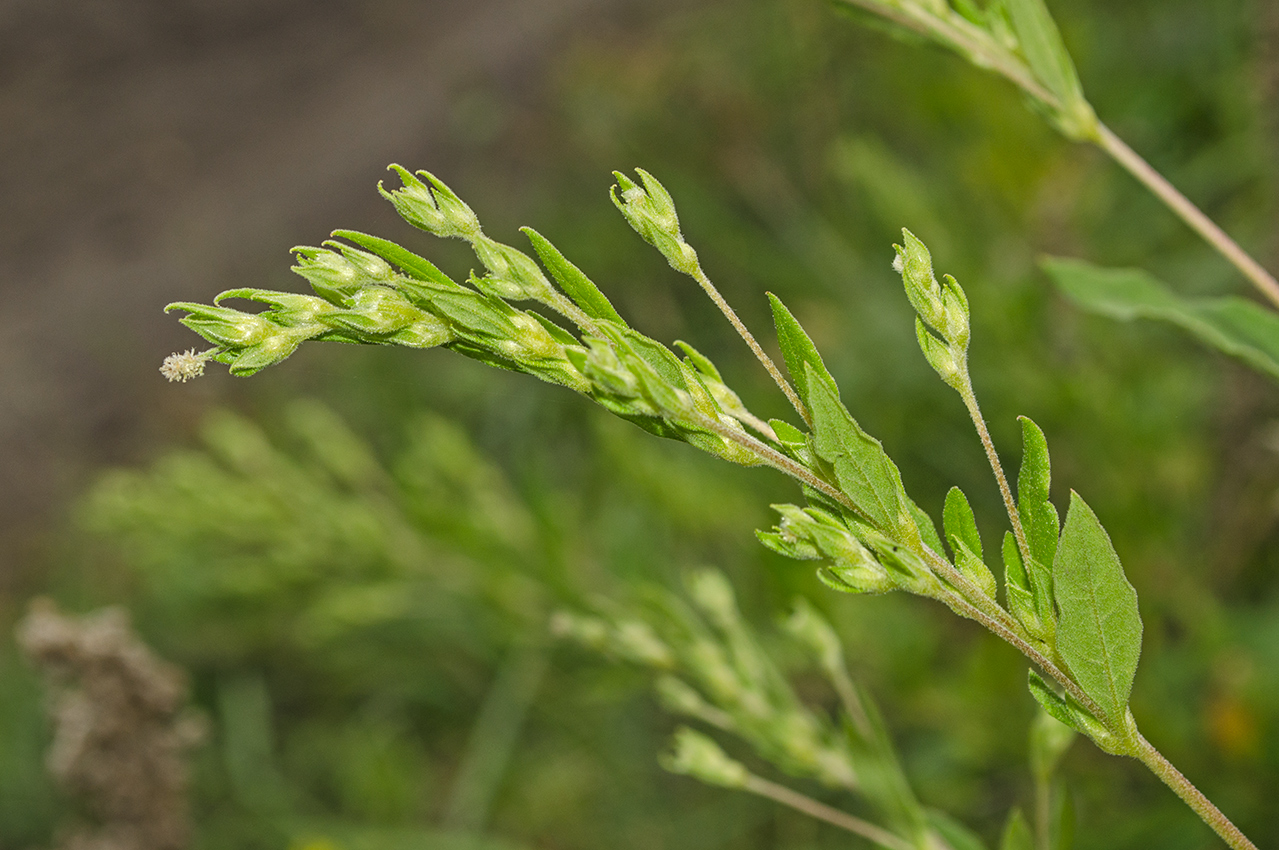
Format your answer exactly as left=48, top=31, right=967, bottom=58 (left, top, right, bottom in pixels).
left=0, top=0, right=650, bottom=590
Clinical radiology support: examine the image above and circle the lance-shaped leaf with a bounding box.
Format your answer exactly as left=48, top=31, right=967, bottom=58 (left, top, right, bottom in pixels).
left=1045, top=256, right=1279, bottom=383
left=1004, top=0, right=1095, bottom=137
left=1016, top=416, right=1059, bottom=568
left=1003, top=531, right=1042, bottom=637
left=331, top=229, right=458, bottom=289
left=768, top=293, right=838, bottom=408
left=1052, top=492, right=1142, bottom=725
left=522, top=227, right=625, bottom=325
left=943, top=486, right=983, bottom=561
left=805, top=363, right=914, bottom=543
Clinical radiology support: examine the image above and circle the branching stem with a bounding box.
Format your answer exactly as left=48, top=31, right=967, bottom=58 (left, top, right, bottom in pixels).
left=742, top=774, right=914, bottom=850
left=957, top=377, right=1034, bottom=572
left=689, top=265, right=812, bottom=428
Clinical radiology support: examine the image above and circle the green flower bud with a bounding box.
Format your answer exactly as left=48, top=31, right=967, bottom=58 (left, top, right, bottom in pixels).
left=610, top=169, right=699, bottom=275
left=165, top=302, right=276, bottom=348
left=893, top=229, right=946, bottom=331
left=761, top=506, right=895, bottom=594
left=379, top=164, right=481, bottom=239
left=470, top=239, right=555, bottom=302
left=893, top=229, right=971, bottom=354
left=661, top=728, right=748, bottom=789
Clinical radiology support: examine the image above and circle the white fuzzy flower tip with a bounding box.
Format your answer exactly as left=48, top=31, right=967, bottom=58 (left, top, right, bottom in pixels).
left=160, top=349, right=207, bottom=383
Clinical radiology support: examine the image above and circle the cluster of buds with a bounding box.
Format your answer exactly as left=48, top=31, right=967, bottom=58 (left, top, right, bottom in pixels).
left=893, top=228, right=971, bottom=390
left=758, top=504, right=897, bottom=595
left=165, top=167, right=775, bottom=470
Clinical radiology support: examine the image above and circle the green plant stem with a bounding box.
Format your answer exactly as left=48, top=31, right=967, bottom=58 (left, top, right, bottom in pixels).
left=1092, top=124, right=1279, bottom=309
left=689, top=406, right=1106, bottom=719
left=688, top=265, right=812, bottom=427
left=1130, top=730, right=1257, bottom=850
left=1034, top=775, right=1051, bottom=850
left=742, top=774, right=914, bottom=850
left=443, top=640, right=550, bottom=831
left=957, top=377, right=1034, bottom=572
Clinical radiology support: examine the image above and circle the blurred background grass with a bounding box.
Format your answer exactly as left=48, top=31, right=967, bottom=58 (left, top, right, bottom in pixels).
left=1, top=0, right=1277, bottom=847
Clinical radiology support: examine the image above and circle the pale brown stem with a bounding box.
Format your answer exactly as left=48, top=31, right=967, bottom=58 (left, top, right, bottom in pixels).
left=1094, top=124, right=1279, bottom=310
left=1131, top=731, right=1257, bottom=850
left=958, top=378, right=1034, bottom=572
left=742, top=774, right=914, bottom=850
left=689, top=265, right=812, bottom=428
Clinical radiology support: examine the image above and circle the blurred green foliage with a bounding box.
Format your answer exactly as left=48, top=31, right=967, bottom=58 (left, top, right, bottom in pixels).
left=3, top=0, right=1277, bottom=848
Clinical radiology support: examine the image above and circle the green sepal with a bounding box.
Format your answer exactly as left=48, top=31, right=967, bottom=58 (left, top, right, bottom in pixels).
left=527, top=311, right=581, bottom=348
left=915, top=317, right=962, bottom=389
left=331, top=229, right=458, bottom=289
left=757, top=529, right=820, bottom=561
left=816, top=566, right=872, bottom=594
left=379, top=164, right=481, bottom=239
left=943, top=486, right=983, bottom=561
left=768, top=292, right=837, bottom=407
left=999, top=809, right=1034, bottom=850
left=672, top=340, right=722, bottom=382
left=521, top=227, right=625, bottom=324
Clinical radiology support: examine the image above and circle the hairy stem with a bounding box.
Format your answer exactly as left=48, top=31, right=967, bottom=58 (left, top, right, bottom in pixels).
left=685, top=411, right=852, bottom=509
left=742, top=774, right=914, bottom=850
left=1094, top=124, right=1279, bottom=309
left=957, top=377, right=1034, bottom=572
left=1131, top=731, right=1257, bottom=850
left=689, top=265, right=811, bottom=427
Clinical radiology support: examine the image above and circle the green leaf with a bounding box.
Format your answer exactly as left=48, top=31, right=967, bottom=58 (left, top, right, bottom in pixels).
left=999, top=809, right=1034, bottom=850
left=1017, top=416, right=1059, bottom=568
left=331, top=230, right=458, bottom=289
left=769, top=419, right=807, bottom=447
left=1052, top=492, right=1142, bottom=724
left=943, top=486, right=983, bottom=560
left=909, top=499, right=945, bottom=555
left=1003, top=531, right=1040, bottom=635
left=521, top=227, right=626, bottom=325
left=1045, top=256, right=1279, bottom=382
left=768, top=293, right=837, bottom=407
left=805, top=363, right=912, bottom=541
left=1004, top=0, right=1085, bottom=106
left=1027, top=671, right=1078, bottom=732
